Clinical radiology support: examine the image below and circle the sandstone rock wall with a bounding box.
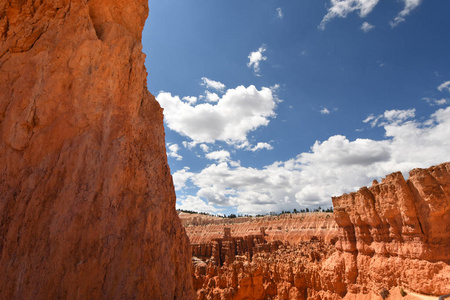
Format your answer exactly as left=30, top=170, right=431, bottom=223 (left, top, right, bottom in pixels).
left=191, top=228, right=282, bottom=266
left=185, top=212, right=338, bottom=245
left=329, top=162, right=450, bottom=295
left=0, top=0, right=193, bottom=298
left=193, top=239, right=337, bottom=300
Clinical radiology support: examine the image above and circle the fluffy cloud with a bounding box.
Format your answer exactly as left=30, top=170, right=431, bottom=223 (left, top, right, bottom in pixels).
left=167, top=143, right=183, bottom=161
left=182, top=96, right=197, bottom=104
left=319, top=0, right=379, bottom=30
left=200, top=144, right=210, bottom=152
left=172, top=167, right=194, bottom=190
left=157, top=85, right=277, bottom=145
left=276, top=7, right=283, bottom=19
left=390, top=0, right=422, bottom=27
left=206, top=150, right=231, bottom=162
left=250, top=142, right=273, bottom=152
left=176, top=195, right=221, bottom=214
left=361, top=21, right=375, bottom=32
left=201, top=77, right=226, bottom=92
left=363, top=108, right=415, bottom=127
left=205, top=91, right=220, bottom=102
left=438, top=81, right=450, bottom=93
left=174, top=106, right=450, bottom=214
left=247, top=45, right=267, bottom=75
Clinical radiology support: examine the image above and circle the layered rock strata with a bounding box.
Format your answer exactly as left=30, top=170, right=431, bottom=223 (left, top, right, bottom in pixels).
left=0, top=0, right=193, bottom=299
left=184, top=212, right=338, bottom=245
left=329, top=162, right=450, bottom=296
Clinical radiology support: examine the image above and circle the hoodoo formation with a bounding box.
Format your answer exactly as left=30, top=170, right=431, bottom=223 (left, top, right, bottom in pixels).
left=330, top=162, right=450, bottom=296
left=0, top=0, right=193, bottom=299
left=186, top=163, right=450, bottom=299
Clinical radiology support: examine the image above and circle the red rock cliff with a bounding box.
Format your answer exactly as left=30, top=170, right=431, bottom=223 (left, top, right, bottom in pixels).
left=329, top=162, right=450, bottom=296
left=0, top=0, right=193, bottom=298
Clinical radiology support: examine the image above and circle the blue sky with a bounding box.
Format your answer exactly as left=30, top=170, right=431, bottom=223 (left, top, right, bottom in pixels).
left=142, top=0, right=450, bottom=215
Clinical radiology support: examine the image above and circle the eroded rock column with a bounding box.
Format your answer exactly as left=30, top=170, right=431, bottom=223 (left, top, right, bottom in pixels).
left=0, top=0, right=193, bottom=298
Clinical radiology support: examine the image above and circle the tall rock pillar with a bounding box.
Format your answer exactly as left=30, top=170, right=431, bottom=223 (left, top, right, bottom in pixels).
left=0, top=0, right=193, bottom=298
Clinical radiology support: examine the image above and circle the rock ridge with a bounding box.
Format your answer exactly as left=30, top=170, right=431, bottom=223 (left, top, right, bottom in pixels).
left=329, top=162, right=450, bottom=295
left=183, top=212, right=338, bottom=245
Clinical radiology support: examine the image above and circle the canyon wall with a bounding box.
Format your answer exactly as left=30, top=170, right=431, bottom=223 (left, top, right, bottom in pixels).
left=188, top=163, right=450, bottom=299
left=187, top=214, right=341, bottom=299
left=193, top=239, right=336, bottom=300
left=0, top=0, right=193, bottom=299
left=329, top=162, right=450, bottom=296
left=184, top=212, right=338, bottom=245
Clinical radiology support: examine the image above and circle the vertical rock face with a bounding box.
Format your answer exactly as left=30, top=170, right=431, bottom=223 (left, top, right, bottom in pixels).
left=0, top=0, right=193, bottom=299
left=329, top=162, right=450, bottom=295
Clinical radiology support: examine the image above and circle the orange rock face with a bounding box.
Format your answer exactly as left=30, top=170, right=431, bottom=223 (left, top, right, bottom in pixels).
left=188, top=163, right=450, bottom=299
left=187, top=214, right=341, bottom=299
left=193, top=237, right=337, bottom=300
left=0, top=0, right=193, bottom=299
left=329, top=162, right=450, bottom=296
left=183, top=212, right=338, bottom=244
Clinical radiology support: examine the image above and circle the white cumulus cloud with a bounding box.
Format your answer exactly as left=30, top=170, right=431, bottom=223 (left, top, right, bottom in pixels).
left=200, top=144, right=210, bottom=152
left=182, top=96, right=197, bottom=104
left=174, top=106, right=450, bottom=215
left=205, top=91, right=220, bottom=102
left=361, top=21, right=375, bottom=32
left=176, top=195, right=221, bottom=214
left=206, top=150, right=231, bottom=162
left=167, top=143, right=183, bottom=161
left=172, top=167, right=194, bottom=190
left=247, top=45, right=267, bottom=75
left=157, top=84, right=277, bottom=145
left=201, top=77, right=226, bottom=92
left=250, top=142, right=273, bottom=152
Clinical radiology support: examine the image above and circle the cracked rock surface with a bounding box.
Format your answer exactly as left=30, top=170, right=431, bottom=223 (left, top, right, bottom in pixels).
left=0, top=0, right=193, bottom=298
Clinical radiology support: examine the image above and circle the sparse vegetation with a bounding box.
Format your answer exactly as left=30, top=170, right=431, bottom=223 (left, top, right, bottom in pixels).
left=178, top=206, right=334, bottom=217
left=177, top=209, right=213, bottom=216
left=400, top=287, right=407, bottom=297
left=380, top=288, right=390, bottom=300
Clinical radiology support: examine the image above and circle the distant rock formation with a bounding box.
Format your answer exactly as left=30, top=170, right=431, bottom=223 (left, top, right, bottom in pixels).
left=192, top=230, right=333, bottom=300
left=188, top=163, right=450, bottom=299
left=0, top=0, right=193, bottom=298
left=184, top=212, right=338, bottom=244
left=328, top=162, right=450, bottom=296
left=191, top=227, right=282, bottom=266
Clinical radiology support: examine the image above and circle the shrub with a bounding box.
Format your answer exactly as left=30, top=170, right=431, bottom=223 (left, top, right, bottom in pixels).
left=380, top=288, right=390, bottom=300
